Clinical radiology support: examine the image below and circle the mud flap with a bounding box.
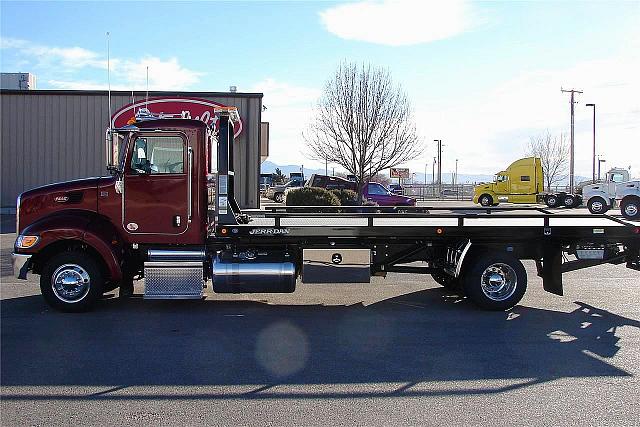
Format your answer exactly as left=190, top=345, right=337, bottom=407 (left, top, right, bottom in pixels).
left=539, top=244, right=563, bottom=296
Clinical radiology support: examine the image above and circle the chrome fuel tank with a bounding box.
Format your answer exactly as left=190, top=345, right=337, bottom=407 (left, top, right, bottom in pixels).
left=211, top=256, right=296, bottom=293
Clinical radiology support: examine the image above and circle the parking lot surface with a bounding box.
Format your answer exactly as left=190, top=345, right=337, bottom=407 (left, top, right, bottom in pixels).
left=2, top=217, right=639, bottom=426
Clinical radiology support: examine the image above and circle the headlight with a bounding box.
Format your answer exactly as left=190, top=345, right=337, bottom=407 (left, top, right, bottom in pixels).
left=16, top=235, right=39, bottom=249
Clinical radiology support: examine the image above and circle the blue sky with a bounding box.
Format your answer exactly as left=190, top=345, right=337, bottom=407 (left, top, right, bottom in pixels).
left=2, top=1, right=639, bottom=178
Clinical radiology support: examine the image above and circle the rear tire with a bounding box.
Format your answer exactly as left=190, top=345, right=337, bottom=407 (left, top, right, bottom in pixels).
left=588, top=197, right=609, bottom=214
left=621, top=197, right=640, bottom=220
left=274, top=193, right=285, bottom=203
left=40, top=251, right=104, bottom=312
left=545, top=195, right=559, bottom=208
left=563, top=195, right=577, bottom=208
left=461, top=252, right=527, bottom=311
left=479, top=194, right=493, bottom=207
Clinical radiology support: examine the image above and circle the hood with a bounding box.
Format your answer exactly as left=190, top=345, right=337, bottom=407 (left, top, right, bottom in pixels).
left=17, top=177, right=102, bottom=234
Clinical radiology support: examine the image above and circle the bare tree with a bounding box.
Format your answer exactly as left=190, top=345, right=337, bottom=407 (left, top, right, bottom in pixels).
left=527, top=131, right=569, bottom=191
left=304, top=63, right=422, bottom=202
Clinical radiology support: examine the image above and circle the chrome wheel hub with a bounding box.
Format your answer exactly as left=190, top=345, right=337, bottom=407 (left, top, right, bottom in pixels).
left=480, top=263, right=517, bottom=301
left=591, top=201, right=603, bottom=212
left=625, top=204, right=638, bottom=217
left=52, top=264, right=91, bottom=303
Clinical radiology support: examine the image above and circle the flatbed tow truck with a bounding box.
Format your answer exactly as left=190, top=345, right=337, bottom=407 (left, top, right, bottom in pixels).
left=12, top=108, right=640, bottom=312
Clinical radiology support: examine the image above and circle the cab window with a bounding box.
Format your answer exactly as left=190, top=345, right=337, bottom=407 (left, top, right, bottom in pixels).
left=368, top=183, right=389, bottom=195
left=496, top=175, right=508, bottom=182
left=610, top=173, right=625, bottom=183
left=131, top=136, right=185, bottom=174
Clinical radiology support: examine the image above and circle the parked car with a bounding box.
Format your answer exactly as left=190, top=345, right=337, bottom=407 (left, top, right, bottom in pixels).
left=365, top=182, right=416, bottom=206
left=266, top=179, right=305, bottom=203
left=303, top=174, right=415, bottom=206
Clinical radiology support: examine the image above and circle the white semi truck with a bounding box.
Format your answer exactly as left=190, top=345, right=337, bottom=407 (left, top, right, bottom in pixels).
left=582, top=168, right=640, bottom=219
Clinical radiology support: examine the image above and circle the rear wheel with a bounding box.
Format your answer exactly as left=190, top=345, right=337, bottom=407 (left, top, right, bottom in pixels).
left=621, top=197, right=640, bottom=220
left=588, top=197, right=608, bottom=214
left=274, top=192, right=285, bottom=203
left=461, top=252, right=527, bottom=310
left=545, top=195, right=559, bottom=208
left=563, top=195, right=577, bottom=208
left=40, top=251, right=104, bottom=312
left=479, top=194, right=493, bottom=207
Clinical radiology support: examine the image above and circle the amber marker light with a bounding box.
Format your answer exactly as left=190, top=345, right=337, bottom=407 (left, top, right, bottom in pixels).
left=220, top=228, right=228, bottom=235
left=16, top=235, right=39, bottom=248
left=436, top=228, right=444, bottom=235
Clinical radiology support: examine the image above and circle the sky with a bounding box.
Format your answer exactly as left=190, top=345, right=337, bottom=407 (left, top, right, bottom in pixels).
left=1, top=0, right=639, bottom=178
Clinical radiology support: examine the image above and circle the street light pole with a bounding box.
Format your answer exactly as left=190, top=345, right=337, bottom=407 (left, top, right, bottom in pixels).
left=586, top=103, right=596, bottom=182
left=432, top=157, right=436, bottom=184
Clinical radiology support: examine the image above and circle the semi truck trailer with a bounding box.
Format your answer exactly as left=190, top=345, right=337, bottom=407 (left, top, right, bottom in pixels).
left=12, top=109, right=640, bottom=312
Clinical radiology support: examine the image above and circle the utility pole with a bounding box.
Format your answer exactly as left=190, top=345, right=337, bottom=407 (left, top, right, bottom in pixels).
left=434, top=139, right=442, bottom=196
left=586, top=103, right=596, bottom=182
left=561, top=88, right=583, bottom=193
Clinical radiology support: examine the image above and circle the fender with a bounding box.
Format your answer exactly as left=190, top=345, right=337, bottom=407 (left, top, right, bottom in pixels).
left=17, top=210, right=123, bottom=281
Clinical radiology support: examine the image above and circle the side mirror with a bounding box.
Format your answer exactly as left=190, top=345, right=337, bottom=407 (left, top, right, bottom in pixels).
left=105, top=130, right=122, bottom=171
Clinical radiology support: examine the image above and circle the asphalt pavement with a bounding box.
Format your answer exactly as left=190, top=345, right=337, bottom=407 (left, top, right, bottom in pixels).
left=2, top=215, right=640, bottom=426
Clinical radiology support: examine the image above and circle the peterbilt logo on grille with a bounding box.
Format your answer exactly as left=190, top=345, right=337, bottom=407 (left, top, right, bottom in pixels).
left=249, top=228, right=289, bottom=235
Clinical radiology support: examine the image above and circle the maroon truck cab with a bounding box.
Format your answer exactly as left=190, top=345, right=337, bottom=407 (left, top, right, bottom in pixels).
left=13, top=115, right=212, bottom=310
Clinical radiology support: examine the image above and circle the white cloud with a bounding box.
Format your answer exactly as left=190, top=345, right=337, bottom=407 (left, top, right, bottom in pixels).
left=319, top=0, right=477, bottom=46
left=1, top=37, right=202, bottom=91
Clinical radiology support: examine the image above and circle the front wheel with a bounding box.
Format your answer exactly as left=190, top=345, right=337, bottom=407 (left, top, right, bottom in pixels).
left=621, top=197, right=640, bottom=220
left=479, top=194, right=493, bottom=207
left=40, top=251, right=104, bottom=312
left=274, top=192, right=285, bottom=203
left=461, top=252, right=527, bottom=310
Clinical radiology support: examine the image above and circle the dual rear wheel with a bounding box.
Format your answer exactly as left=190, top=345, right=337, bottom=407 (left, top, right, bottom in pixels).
left=432, top=252, right=527, bottom=310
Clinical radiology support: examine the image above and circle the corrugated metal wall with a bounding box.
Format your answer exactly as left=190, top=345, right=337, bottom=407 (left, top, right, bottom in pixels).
left=0, top=90, right=262, bottom=209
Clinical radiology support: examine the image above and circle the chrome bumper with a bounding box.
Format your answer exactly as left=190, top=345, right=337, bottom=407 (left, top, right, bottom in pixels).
left=12, top=253, right=32, bottom=279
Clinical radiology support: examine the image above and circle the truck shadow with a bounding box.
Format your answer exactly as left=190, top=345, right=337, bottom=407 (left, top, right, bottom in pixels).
left=1, top=288, right=639, bottom=401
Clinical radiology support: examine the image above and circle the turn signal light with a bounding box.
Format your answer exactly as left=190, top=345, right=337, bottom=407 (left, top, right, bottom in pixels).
left=436, top=228, right=444, bottom=235
left=16, top=235, right=39, bottom=249
left=220, top=228, right=228, bottom=235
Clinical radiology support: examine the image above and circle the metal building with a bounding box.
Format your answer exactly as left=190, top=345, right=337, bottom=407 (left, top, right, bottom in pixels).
left=0, top=89, right=264, bottom=209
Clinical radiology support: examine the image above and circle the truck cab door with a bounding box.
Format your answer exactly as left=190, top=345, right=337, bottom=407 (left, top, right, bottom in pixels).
left=495, top=173, right=510, bottom=195
left=123, top=132, right=191, bottom=235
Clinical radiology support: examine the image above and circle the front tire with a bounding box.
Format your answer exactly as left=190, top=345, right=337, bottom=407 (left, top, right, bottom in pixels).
left=461, top=252, right=527, bottom=310
left=274, top=192, right=285, bottom=203
left=621, top=197, right=640, bottom=220
left=40, top=251, right=104, bottom=312
left=479, top=194, right=493, bottom=207
left=588, top=197, right=608, bottom=214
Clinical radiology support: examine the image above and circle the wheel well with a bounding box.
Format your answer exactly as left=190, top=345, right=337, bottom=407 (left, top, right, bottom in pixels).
left=622, top=195, right=640, bottom=204
left=32, top=239, right=109, bottom=280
